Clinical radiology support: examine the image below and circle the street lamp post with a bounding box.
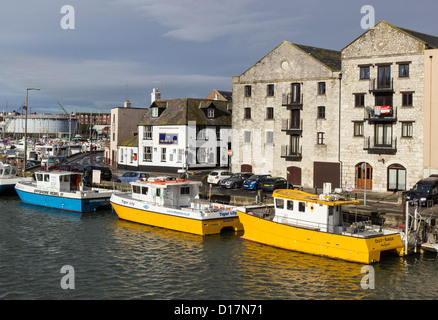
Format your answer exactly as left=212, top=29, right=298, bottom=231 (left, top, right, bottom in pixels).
left=24, top=88, right=40, bottom=173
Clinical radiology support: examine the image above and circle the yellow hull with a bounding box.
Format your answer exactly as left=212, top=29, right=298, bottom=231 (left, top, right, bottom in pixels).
left=111, top=202, right=243, bottom=236
left=238, top=210, right=403, bottom=264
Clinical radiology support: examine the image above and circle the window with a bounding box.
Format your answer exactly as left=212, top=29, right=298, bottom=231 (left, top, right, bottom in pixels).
left=287, top=200, right=294, bottom=210
left=355, top=93, right=365, bottom=107
left=402, top=92, right=413, bottom=106
left=298, top=202, right=306, bottom=212
left=196, top=125, right=206, bottom=140
left=151, top=107, right=159, bottom=118
left=144, top=146, right=152, bottom=162
left=143, top=126, right=152, bottom=139
left=244, top=131, right=251, bottom=143
left=266, top=107, right=274, bottom=119
left=378, top=65, right=391, bottom=89
left=207, top=107, right=215, bottom=118
left=244, top=85, right=252, bottom=97
left=317, top=106, right=325, bottom=119
left=275, top=198, right=284, bottom=209
left=354, top=121, right=364, bottom=137
left=402, top=122, right=413, bottom=137
left=161, top=148, right=166, bottom=162
left=318, top=82, right=326, bottom=95
left=317, top=132, right=325, bottom=145
left=266, top=131, right=273, bottom=144
left=291, top=83, right=301, bottom=103
left=244, top=107, right=251, bottom=119
left=388, top=164, right=406, bottom=192
left=181, top=187, right=190, bottom=195
left=360, top=66, right=370, bottom=79
left=133, top=185, right=140, bottom=194
left=375, top=123, right=392, bottom=147
left=267, top=84, right=274, bottom=97
left=399, top=64, right=410, bottom=77
left=141, top=187, right=148, bottom=195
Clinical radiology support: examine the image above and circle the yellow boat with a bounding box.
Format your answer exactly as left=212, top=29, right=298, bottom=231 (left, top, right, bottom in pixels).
left=110, top=177, right=243, bottom=236
left=237, top=187, right=404, bottom=264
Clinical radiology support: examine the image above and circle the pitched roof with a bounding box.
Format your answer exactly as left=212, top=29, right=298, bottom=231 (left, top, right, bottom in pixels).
left=138, top=98, right=232, bottom=127
left=217, top=90, right=232, bottom=101
left=118, top=135, right=138, bottom=147
left=293, top=43, right=342, bottom=71
left=398, top=27, right=438, bottom=49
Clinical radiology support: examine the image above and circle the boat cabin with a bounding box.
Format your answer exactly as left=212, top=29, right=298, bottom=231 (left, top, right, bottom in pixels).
left=272, top=188, right=359, bottom=234
left=131, top=178, right=200, bottom=208
left=0, top=163, right=18, bottom=178
left=34, top=171, right=82, bottom=193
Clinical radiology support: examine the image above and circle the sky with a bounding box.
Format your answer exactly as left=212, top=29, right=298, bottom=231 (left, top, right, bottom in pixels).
left=0, top=0, right=437, bottom=114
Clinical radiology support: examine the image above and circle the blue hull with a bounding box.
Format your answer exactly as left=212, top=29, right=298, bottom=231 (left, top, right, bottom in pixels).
left=15, top=189, right=111, bottom=213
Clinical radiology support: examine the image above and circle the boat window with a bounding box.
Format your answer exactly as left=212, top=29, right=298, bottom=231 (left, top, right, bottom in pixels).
left=64, top=175, right=70, bottom=182
left=132, top=185, right=141, bottom=194
left=0, top=169, right=3, bottom=175
left=275, top=198, right=284, bottom=209
left=298, top=202, right=305, bottom=212
left=4, top=169, right=10, bottom=175
left=141, top=187, right=148, bottom=195
left=44, top=174, right=49, bottom=182
left=181, top=187, right=190, bottom=195
left=156, top=188, right=161, bottom=197
left=287, top=200, right=294, bottom=210
left=11, top=169, right=16, bottom=175
left=328, top=206, right=334, bottom=216
left=36, top=173, right=43, bottom=181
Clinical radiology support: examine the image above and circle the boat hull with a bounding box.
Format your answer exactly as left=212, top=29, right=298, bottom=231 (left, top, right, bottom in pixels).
left=238, top=210, right=403, bottom=264
left=15, top=187, right=111, bottom=213
left=111, top=201, right=243, bottom=236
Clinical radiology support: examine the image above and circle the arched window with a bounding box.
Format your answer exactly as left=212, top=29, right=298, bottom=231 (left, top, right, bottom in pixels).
left=387, top=164, right=406, bottom=192
left=388, top=163, right=406, bottom=192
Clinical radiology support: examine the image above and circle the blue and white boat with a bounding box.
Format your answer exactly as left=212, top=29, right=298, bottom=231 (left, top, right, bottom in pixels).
left=15, top=170, right=115, bottom=212
left=0, top=163, right=34, bottom=193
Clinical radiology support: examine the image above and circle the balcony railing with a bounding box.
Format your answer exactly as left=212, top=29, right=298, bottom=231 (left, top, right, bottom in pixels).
left=364, top=106, right=397, bottom=123
left=281, top=119, right=303, bottom=135
left=363, top=136, right=397, bottom=155
left=282, top=93, right=303, bottom=109
left=369, top=78, right=394, bottom=92
left=281, top=145, right=302, bottom=161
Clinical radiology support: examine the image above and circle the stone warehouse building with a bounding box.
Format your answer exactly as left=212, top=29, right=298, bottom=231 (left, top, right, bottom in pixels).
left=232, top=40, right=343, bottom=188
left=340, top=21, right=438, bottom=192
left=232, top=21, right=438, bottom=192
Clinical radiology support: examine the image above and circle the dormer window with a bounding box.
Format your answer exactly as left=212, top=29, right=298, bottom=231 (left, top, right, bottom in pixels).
left=151, top=107, right=159, bottom=118
left=207, top=107, right=215, bottom=118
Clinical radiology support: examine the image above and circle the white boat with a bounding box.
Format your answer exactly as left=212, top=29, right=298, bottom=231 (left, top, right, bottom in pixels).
left=110, top=177, right=243, bottom=235
left=15, top=170, right=115, bottom=212
left=0, top=163, right=33, bottom=193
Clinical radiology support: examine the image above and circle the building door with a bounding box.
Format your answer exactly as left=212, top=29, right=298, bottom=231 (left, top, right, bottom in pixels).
left=356, top=162, right=372, bottom=190
left=313, top=162, right=340, bottom=189
left=287, top=166, right=301, bottom=186
left=241, top=164, right=252, bottom=173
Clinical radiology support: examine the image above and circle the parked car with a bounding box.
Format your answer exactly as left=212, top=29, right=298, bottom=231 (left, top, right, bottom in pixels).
left=116, top=171, right=149, bottom=183
left=242, top=174, right=272, bottom=190
left=260, top=177, right=291, bottom=192
left=207, top=170, right=232, bottom=185
left=79, top=165, right=112, bottom=185
left=406, top=176, right=438, bottom=206
left=220, top=172, right=253, bottom=189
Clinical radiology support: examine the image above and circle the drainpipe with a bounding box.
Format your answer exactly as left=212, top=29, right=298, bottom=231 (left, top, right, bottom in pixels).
left=338, top=72, right=343, bottom=188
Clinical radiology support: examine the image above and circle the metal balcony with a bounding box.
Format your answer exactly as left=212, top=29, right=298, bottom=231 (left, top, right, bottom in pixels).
left=281, top=145, right=302, bottom=161
left=363, top=136, right=397, bottom=155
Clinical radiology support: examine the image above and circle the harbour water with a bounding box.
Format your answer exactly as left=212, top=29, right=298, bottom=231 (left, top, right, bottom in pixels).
left=1, top=193, right=438, bottom=301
